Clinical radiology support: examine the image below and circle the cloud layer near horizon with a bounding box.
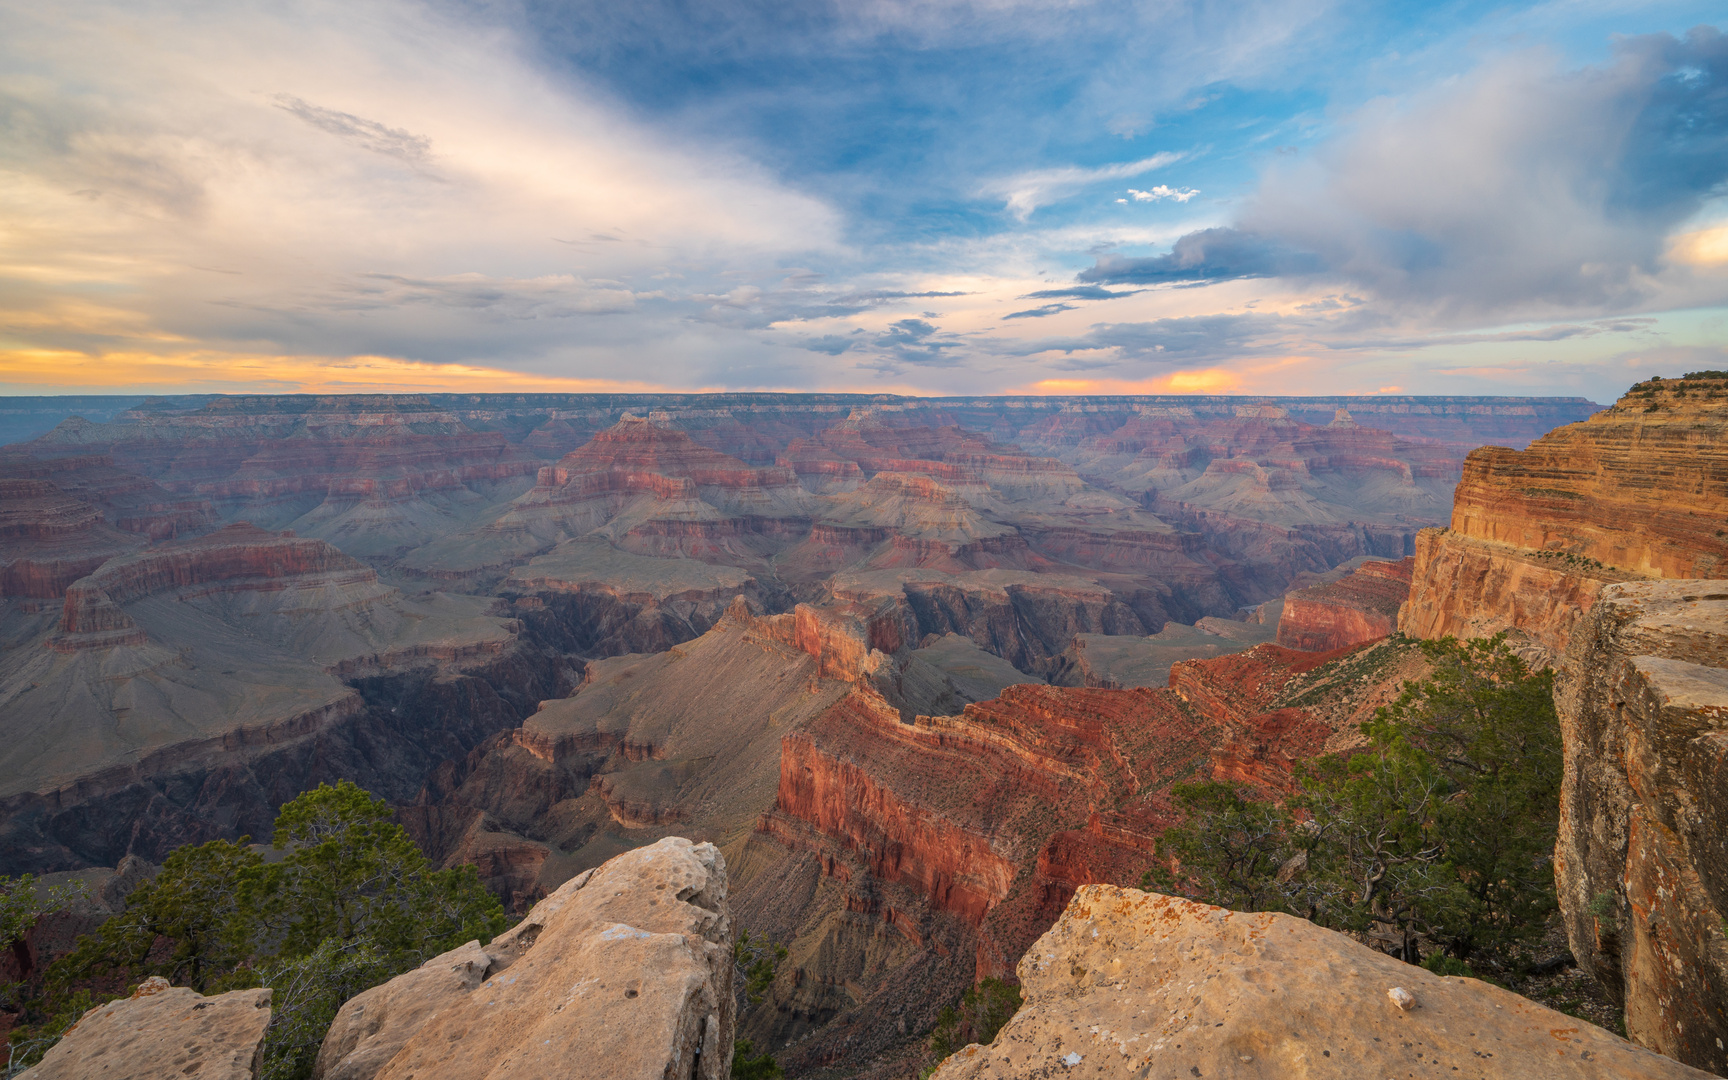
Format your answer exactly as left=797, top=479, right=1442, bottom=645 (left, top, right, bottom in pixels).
left=1, top=0, right=1725, bottom=403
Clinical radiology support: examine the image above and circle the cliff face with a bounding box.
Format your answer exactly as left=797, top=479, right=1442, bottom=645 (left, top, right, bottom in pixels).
left=929, top=887, right=1714, bottom=1080
left=731, top=629, right=1416, bottom=1072
left=1554, top=581, right=1728, bottom=1076
left=1276, top=556, right=1413, bottom=652
left=1401, top=375, right=1727, bottom=657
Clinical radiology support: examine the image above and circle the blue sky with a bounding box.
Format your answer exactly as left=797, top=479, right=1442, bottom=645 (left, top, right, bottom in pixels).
left=0, top=0, right=1724, bottom=400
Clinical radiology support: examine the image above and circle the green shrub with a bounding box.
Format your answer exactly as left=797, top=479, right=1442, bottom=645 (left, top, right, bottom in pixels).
left=20, top=781, right=505, bottom=1080
left=1150, top=635, right=1563, bottom=976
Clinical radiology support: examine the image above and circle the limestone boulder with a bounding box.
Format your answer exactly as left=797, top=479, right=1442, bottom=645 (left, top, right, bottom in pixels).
left=930, top=886, right=1715, bottom=1080
left=24, top=976, right=270, bottom=1080
left=312, top=940, right=494, bottom=1080
left=317, top=837, right=733, bottom=1080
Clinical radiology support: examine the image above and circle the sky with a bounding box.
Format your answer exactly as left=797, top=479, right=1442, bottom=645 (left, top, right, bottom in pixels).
left=1, top=0, right=1725, bottom=402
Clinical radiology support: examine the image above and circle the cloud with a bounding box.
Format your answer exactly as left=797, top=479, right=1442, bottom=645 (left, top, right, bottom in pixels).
left=1124, top=185, right=1199, bottom=203
left=0, top=0, right=842, bottom=381
left=1020, top=285, right=1139, bottom=300
left=1080, top=228, right=1323, bottom=284
left=1080, top=28, right=1728, bottom=321
left=982, top=151, right=1188, bottom=220
left=352, top=273, right=638, bottom=318
left=273, top=95, right=435, bottom=168
left=1004, top=303, right=1074, bottom=319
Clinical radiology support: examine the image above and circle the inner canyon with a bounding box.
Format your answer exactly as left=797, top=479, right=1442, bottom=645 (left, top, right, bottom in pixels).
left=6, top=384, right=1728, bottom=1077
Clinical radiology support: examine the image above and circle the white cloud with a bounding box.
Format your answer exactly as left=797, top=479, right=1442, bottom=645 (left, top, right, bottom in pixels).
left=0, top=0, right=842, bottom=374
left=982, top=151, right=1188, bottom=220
left=1126, top=185, right=1200, bottom=203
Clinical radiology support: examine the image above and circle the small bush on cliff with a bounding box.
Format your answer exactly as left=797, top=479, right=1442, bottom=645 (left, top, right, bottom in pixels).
left=734, top=929, right=788, bottom=1006
left=1153, top=636, right=1562, bottom=976
left=731, top=1038, right=786, bottom=1080
left=21, top=781, right=504, bottom=1080
left=927, top=977, right=1024, bottom=1066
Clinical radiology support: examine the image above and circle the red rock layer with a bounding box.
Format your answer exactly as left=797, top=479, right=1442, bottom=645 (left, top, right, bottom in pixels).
left=1401, top=375, right=1728, bottom=653
left=52, top=523, right=375, bottom=649
left=549, top=416, right=798, bottom=491
left=1276, top=556, right=1414, bottom=652
left=762, top=673, right=1329, bottom=983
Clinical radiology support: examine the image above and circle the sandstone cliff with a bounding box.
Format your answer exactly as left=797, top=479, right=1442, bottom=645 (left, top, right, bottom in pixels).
left=1554, top=580, right=1728, bottom=1076
left=930, top=886, right=1713, bottom=1080
left=1401, top=374, right=1727, bottom=657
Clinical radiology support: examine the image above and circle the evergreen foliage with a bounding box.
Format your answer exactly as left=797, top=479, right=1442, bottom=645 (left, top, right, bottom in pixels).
left=1150, top=635, right=1562, bottom=976
left=927, top=977, right=1024, bottom=1066
left=13, top=781, right=505, bottom=1080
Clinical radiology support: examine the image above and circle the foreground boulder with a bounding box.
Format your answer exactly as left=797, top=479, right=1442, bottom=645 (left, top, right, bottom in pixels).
left=930, top=886, right=1713, bottom=1080
left=315, top=836, right=734, bottom=1080
left=24, top=976, right=270, bottom=1079
left=1555, top=581, right=1728, bottom=1075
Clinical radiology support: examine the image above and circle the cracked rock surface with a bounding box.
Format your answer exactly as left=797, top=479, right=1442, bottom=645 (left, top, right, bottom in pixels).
left=24, top=976, right=270, bottom=1080
left=930, top=886, right=1714, bottom=1080
left=315, top=836, right=734, bottom=1080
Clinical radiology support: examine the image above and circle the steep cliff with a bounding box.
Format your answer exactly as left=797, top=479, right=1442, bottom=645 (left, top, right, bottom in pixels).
left=1276, top=556, right=1413, bottom=652
left=1554, top=581, right=1728, bottom=1076
left=1401, top=374, right=1727, bottom=657
left=930, top=887, right=1713, bottom=1080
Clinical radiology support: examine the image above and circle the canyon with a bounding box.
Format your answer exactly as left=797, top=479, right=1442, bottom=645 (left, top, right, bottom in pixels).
left=0, top=389, right=1623, bottom=1075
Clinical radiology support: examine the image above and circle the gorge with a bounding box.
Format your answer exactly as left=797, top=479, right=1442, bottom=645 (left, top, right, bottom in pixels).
left=12, top=385, right=1728, bottom=1077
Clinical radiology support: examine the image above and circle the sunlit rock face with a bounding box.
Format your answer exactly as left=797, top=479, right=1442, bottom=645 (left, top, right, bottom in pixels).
left=317, top=837, right=735, bottom=1080
left=1401, top=375, right=1728, bottom=659
left=1386, top=376, right=1728, bottom=1075
left=1276, top=556, right=1412, bottom=652
left=928, top=887, right=1715, bottom=1080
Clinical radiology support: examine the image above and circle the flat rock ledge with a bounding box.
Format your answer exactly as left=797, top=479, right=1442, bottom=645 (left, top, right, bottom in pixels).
left=23, top=976, right=270, bottom=1080
left=931, top=886, right=1717, bottom=1080
left=316, top=835, right=735, bottom=1080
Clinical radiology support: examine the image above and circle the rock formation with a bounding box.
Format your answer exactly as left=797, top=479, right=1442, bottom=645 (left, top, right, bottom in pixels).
left=727, top=627, right=1415, bottom=1071
left=24, top=976, right=271, bottom=1080
left=1554, top=580, right=1728, bottom=1076
left=0, top=523, right=540, bottom=872
left=1277, top=556, right=1413, bottom=652
left=1401, top=374, right=1728, bottom=658
left=929, top=886, right=1713, bottom=1080
left=315, top=836, right=735, bottom=1080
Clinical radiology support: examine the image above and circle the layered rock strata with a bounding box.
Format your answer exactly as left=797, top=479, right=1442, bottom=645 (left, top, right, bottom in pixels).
left=0, top=523, right=540, bottom=873
left=25, top=976, right=271, bottom=1080
left=1554, top=581, right=1728, bottom=1076
left=1277, top=556, right=1413, bottom=652
left=316, top=836, right=735, bottom=1080
left=1402, top=374, right=1728, bottom=657
left=930, top=886, right=1713, bottom=1080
